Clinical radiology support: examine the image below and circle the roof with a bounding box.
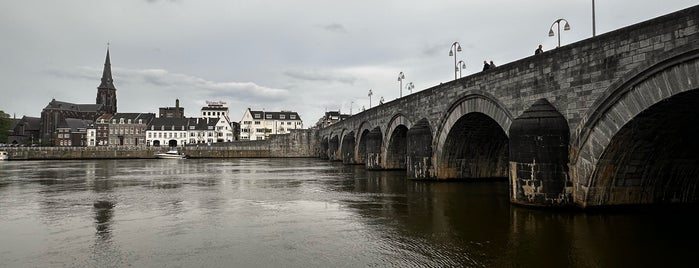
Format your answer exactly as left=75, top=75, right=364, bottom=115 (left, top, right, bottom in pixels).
left=57, top=118, right=92, bottom=132
left=248, top=108, right=302, bottom=121
left=147, top=117, right=219, bottom=131
left=97, top=113, right=156, bottom=123
left=202, top=107, right=228, bottom=111
left=98, top=49, right=116, bottom=90
left=44, top=99, right=102, bottom=112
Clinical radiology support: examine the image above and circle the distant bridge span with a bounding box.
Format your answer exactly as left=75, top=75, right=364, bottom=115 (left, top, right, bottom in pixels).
left=317, top=6, right=699, bottom=208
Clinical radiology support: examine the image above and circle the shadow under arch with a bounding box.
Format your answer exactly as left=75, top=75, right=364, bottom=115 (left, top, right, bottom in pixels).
left=572, top=49, right=699, bottom=207
left=433, top=94, right=513, bottom=179
left=382, top=114, right=413, bottom=170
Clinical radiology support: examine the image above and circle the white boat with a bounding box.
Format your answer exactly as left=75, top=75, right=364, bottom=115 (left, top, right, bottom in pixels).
left=0, top=151, right=7, bottom=160
left=155, top=150, right=187, bottom=159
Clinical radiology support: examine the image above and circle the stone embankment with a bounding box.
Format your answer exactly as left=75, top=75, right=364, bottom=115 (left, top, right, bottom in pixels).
left=4, top=130, right=318, bottom=160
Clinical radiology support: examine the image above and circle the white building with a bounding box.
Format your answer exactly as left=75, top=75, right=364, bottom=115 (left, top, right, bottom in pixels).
left=239, top=108, right=303, bottom=141
left=201, top=101, right=237, bottom=142
left=146, top=116, right=235, bottom=147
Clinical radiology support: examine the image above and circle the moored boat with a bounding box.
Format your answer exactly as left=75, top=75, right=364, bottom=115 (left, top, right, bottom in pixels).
left=0, top=151, right=7, bottom=160
left=155, top=150, right=187, bottom=159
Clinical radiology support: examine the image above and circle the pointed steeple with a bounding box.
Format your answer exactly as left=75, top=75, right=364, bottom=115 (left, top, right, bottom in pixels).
left=98, top=48, right=116, bottom=90
left=96, top=46, right=117, bottom=114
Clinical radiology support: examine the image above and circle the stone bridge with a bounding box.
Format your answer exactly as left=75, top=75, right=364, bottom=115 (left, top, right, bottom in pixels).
left=317, top=6, right=699, bottom=209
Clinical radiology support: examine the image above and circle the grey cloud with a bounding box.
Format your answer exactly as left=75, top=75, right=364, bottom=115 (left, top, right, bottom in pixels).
left=284, top=69, right=356, bottom=85
left=318, top=23, right=347, bottom=34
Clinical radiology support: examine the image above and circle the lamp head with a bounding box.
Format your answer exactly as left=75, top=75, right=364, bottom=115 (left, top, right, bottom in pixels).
left=449, top=50, right=453, bottom=56
left=564, top=22, right=571, bottom=31
left=548, top=28, right=555, bottom=37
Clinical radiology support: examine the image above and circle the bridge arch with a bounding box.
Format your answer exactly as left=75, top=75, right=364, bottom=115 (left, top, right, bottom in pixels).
left=365, top=127, right=383, bottom=170
left=328, top=134, right=340, bottom=161
left=341, top=131, right=356, bottom=164
left=356, top=121, right=375, bottom=165
left=573, top=50, right=699, bottom=207
left=407, top=118, right=434, bottom=179
left=320, top=136, right=329, bottom=159
left=434, top=94, right=513, bottom=179
left=383, top=114, right=412, bottom=170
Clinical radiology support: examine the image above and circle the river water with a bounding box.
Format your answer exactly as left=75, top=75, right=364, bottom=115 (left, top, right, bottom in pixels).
left=0, top=158, right=696, bottom=267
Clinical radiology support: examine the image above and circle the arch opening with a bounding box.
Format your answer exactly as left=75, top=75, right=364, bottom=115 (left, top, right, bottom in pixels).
left=320, top=137, right=329, bottom=159
left=366, top=127, right=383, bottom=170
left=341, top=131, right=356, bottom=164
left=385, top=125, right=408, bottom=170
left=357, top=129, right=370, bottom=164
left=588, top=89, right=699, bottom=207
left=407, top=119, right=433, bottom=179
left=438, top=112, right=508, bottom=179
left=329, top=136, right=340, bottom=161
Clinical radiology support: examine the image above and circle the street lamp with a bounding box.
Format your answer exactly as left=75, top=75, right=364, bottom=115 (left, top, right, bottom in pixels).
left=456, top=60, right=466, bottom=78
left=368, top=89, right=373, bottom=108
left=405, top=82, right=414, bottom=95
left=549, top=19, right=571, bottom=48
left=592, top=0, right=596, bottom=37
left=448, top=41, right=462, bottom=80
left=397, top=72, right=405, bottom=98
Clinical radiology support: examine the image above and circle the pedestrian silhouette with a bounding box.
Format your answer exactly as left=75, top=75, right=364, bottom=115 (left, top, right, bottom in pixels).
left=489, top=61, right=496, bottom=68
left=535, top=44, right=544, bottom=55
left=482, top=60, right=490, bottom=71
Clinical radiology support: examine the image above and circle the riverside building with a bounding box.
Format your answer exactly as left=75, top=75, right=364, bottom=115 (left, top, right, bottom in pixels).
left=239, top=108, right=303, bottom=141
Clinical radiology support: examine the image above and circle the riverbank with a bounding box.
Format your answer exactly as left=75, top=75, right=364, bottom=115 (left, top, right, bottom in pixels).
left=2, top=129, right=319, bottom=160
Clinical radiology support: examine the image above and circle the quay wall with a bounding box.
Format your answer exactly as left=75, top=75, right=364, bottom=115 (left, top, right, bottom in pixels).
left=4, top=129, right=319, bottom=160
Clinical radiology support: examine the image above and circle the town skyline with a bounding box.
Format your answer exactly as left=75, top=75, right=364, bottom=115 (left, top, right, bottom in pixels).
left=1, top=1, right=697, bottom=122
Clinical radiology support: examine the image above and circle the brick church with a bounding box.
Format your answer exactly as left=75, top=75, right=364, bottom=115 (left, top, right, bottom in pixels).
left=39, top=49, right=117, bottom=145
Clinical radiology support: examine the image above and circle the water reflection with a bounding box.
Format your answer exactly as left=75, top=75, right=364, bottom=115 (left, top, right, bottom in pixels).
left=0, top=159, right=697, bottom=267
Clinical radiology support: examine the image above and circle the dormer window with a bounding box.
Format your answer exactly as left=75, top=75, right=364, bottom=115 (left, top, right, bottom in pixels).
left=119, top=118, right=124, bottom=124
left=280, top=115, right=286, bottom=119
left=254, top=113, right=261, bottom=119
left=290, top=115, right=296, bottom=119
left=128, top=119, right=132, bottom=124
left=138, top=119, right=143, bottom=124
left=100, top=119, right=105, bottom=123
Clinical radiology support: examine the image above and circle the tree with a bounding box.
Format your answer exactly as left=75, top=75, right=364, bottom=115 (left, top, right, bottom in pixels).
left=0, top=110, right=11, bottom=143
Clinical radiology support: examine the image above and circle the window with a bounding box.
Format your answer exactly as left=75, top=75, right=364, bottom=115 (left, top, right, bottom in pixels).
left=243, top=121, right=252, bottom=125
left=254, top=121, right=260, bottom=125
left=280, top=115, right=285, bottom=119
left=266, top=114, right=272, bottom=119
left=138, top=119, right=143, bottom=124
left=128, top=119, right=132, bottom=124
left=290, top=115, right=296, bottom=119
left=120, top=118, right=124, bottom=124
left=189, top=126, right=195, bottom=130
left=287, top=122, right=292, bottom=125
left=254, top=113, right=261, bottom=119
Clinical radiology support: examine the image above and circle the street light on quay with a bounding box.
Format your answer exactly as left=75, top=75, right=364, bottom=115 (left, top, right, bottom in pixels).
left=405, top=82, right=414, bottom=95
left=397, top=72, right=405, bottom=98
left=448, top=41, right=462, bottom=80
left=549, top=18, right=571, bottom=48
left=368, top=89, right=373, bottom=108
left=456, top=60, right=466, bottom=78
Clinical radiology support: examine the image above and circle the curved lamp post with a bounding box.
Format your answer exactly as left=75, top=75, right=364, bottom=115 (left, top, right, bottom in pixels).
left=405, top=82, right=414, bottom=95
left=397, top=72, right=405, bottom=98
left=549, top=19, right=571, bottom=48
left=448, top=42, right=462, bottom=80
left=456, top=60, right=466, bottom=78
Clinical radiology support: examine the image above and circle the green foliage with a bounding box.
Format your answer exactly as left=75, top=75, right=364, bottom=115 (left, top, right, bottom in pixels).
left=0, top=110, right=11, bottom=143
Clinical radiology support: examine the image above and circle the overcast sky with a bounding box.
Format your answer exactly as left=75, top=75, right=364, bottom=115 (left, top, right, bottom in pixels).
left=1, top=0, right=696, bottom=123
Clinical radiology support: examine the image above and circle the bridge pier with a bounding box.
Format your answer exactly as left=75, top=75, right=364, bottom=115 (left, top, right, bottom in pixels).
left=407, top=120, right=433, bottom=179
left=508, top=99, right=572, bottom=207
left=365, top=128, right=383, bottom=170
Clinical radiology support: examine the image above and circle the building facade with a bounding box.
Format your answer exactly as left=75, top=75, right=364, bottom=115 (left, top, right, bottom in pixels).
left=55, top=118, right=92, bottom=147
left=239, top=108, right=303, bottom=141
left=159, top=99, right=185, bottom=119
left=146, top=117, right=234, bottom=147
left=95, top=113, right=155, bottom=146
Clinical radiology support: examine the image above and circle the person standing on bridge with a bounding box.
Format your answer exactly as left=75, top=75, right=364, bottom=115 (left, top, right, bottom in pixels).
left=535, top=44, right=544, bottom=55
left=489, top=61, right=496, bottom=68
left=482, top=60, right=491, bottom=71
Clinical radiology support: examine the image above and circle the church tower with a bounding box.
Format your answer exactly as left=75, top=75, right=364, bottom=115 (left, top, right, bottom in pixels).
left=96, top=48, right=117, bottom=114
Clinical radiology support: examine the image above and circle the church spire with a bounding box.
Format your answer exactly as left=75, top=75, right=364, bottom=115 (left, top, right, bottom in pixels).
left=96, top=46, right=117, bottom=114
left=98, top=48, right=116, bottom=90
